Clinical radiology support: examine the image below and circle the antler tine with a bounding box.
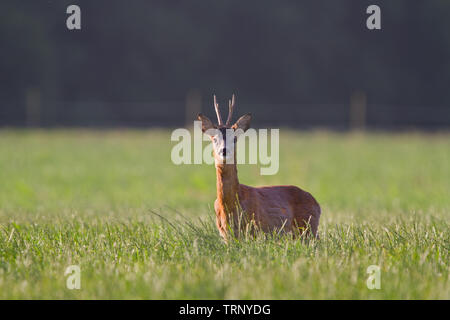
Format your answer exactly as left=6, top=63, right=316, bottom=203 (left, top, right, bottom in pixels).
left=213, top=95, right=223, bottom=125
left=226, top=94, right=235, bottom=126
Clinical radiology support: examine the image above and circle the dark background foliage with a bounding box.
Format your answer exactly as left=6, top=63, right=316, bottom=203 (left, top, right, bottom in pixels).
left=0, top=0, right=449, bottom=128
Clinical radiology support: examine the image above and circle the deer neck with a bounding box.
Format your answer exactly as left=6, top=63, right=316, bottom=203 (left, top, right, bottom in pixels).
left=215, top=162, right=240, bottom=214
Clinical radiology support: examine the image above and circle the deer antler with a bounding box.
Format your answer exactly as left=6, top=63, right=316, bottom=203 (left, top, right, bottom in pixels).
left=213, top=95, right=223, bottom=125
left=226, top=94, right=235, bottom=126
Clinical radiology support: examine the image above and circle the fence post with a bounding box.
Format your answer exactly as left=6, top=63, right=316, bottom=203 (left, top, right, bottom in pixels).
left=26, top=87, right=41, bottom=127
left=185, top=89, right=202, bottom=128
left=350, top=91, right=366, bottom=130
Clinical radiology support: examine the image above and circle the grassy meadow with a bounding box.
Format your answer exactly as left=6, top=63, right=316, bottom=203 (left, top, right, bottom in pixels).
left=0, top=129, right=448, bottom=299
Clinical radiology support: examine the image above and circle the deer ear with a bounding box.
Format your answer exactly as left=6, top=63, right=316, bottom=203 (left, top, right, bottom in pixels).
left=197, top=113, right=215, bottom=133
left=232, top=113, right=251, bottom=132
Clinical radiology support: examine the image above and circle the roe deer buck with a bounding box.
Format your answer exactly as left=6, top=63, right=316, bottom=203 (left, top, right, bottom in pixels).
left=197, top=94, right=321, bottom=240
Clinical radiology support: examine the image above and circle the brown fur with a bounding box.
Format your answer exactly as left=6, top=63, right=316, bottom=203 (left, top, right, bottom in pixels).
left=213, top=162, right=321, bottom=240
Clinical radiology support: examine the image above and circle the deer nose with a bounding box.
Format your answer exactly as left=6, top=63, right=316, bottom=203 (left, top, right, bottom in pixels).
left=222, top=148, right=227, bottom=157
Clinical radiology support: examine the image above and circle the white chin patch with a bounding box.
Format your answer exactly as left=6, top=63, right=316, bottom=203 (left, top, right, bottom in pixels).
left=217, top=155, right=234, bottom=164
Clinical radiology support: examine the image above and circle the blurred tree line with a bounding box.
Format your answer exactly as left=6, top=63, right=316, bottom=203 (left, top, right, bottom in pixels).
left=0, top=0, right=449, bottom=128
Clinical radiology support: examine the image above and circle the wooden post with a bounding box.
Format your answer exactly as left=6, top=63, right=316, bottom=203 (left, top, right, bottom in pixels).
left=185, top=89, right=202, bottom=128
left=26, top=87, right=41, bottom=127
left=350, top=91, right=366, bottom=130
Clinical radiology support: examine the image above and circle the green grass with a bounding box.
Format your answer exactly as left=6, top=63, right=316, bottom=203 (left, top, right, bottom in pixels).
left=0, top=129, right=448, bottom=299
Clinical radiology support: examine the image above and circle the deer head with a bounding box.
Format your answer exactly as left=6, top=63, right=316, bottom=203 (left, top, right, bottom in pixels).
left=198, top=94, right=251, bottom=164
